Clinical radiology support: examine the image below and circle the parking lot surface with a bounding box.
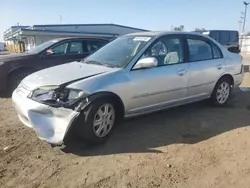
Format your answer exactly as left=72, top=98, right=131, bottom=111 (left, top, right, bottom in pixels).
left=0, top=73, right=250, bottom=188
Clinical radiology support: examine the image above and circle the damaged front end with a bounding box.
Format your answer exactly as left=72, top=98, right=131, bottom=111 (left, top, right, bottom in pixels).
left=12, top=83, right=93, bottom=145
left=28, top=85, right=91, bottom=112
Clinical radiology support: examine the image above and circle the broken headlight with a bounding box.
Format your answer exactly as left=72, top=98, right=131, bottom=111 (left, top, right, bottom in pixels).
left=29, top=85, right=88, bottom=107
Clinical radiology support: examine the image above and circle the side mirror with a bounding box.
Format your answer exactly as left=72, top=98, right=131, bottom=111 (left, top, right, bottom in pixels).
left=227, top=46, right=240, bottom=54
left=133, top=57, right=158, bottom=70
left=46, top=49, right=55, bottom=55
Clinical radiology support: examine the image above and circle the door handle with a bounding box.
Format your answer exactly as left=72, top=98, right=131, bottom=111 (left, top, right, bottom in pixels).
left=177, top=69, right=186, bottom=76
left=216, top=64, right=222, bottom=70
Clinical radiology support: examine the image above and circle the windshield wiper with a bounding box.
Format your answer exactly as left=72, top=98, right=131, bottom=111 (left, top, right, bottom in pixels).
left=82, top=60, right=112, bottom=68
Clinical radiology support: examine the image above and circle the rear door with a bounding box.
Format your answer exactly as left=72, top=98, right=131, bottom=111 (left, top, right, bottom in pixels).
left=186, top=35, right=225, bottom=101
left=65, top=40, right=90, bottom=62
left=63, top=39, right=108, bottom=62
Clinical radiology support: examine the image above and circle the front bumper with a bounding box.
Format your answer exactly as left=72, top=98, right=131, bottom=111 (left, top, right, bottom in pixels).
left=12, top=88, right=79, bottom=145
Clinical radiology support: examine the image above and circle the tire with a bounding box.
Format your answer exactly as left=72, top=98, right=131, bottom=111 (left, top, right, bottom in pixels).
left=210, top=77, right=232, bottom=106
left=8, top=70, right=32, bottom=93
left=74, top=98, right=118, bottom=144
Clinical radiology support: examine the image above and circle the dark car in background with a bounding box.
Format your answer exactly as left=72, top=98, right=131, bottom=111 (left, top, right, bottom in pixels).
left=0, top=37, right=110, bottom=92
left=202, top=30, right=240, bottom=53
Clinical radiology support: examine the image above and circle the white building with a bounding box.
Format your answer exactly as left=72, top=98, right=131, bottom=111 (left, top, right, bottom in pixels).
left=240, top=35, right=250, bottom=54
left=4, top=24, right=148, bottom=51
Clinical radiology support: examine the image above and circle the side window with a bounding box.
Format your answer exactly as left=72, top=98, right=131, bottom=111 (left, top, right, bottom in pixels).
left=69, top=42, right=83, bottom=54
left=150, top=41, right=168, bottom=56
left=141, top=36, right=184, bottom=66
left=212, top=44, right=222, bottom=59
left=87, top=41, right=106, bottom=53
left=51, top=43, right=68, bottom=55
left=187, top=38, right=213, bottom=62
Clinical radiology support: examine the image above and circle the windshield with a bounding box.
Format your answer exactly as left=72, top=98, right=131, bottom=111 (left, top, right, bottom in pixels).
left=83, top=36, right=153, bottom=68
left=27, top=40, right=58, bottom=54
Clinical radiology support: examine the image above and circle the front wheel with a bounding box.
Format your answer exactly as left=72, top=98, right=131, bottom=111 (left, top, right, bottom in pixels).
left=210, top=78, right=232, bottom=106
left=74, top=98, right=117, bottom=144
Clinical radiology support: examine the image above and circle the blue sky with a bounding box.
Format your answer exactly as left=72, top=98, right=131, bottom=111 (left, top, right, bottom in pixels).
left=1, top=0, right=247, bottom=41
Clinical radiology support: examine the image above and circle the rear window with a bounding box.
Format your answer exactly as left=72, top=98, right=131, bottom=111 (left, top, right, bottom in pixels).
left=219, top=31, right=230, bottom=45
left=203, top=31, right=239, bottom=46
left=230, top=31, right=239, bottom=43
left=209, top=31, right=220, bottom=42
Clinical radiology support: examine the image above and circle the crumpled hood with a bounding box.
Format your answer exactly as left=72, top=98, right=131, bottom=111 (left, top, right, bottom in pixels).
left=22, top=61, right=116, bottom=90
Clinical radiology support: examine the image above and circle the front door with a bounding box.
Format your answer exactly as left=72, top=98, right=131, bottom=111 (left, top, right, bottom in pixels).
left=127, top=35, right=189, bottom=115
left=38, top=40, right=90, bottom=70
left=38, top=39, right=108, bottom=70
left=38, top=41, right=72, bottom=70
left=185, top=35, right=225, bottom=101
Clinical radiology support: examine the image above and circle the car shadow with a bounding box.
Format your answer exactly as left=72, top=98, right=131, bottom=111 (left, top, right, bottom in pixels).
left=62, top=89, right=250, bottom=157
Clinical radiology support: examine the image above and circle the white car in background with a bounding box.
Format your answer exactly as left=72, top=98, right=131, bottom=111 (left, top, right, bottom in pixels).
left=0, top=42, right=6, bottom=52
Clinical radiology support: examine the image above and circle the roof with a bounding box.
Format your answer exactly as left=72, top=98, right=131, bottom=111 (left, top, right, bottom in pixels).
left=126, top=31, right=204, bottom=37
left=205, top=30, right=239, bottom=32
left=48, top=36, right=111, bottom=41
left=31, top=23, right=148, bottom=32
left=4, top=23, right=149, bottom=40
left=11, top=26, right=29, bottom=29
left=20, top=28, right=119, bottom=36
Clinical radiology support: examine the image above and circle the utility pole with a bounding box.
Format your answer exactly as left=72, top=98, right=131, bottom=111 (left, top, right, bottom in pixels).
left=59, top=15, right=63, bottom=24
left=239, top=12, right=244, bottom=34
left=242, top=1, right=249, bottom=34
left=239, top=20, right=242, bottom=33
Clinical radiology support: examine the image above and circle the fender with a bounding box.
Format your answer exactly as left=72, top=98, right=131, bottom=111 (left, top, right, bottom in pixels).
left=75, top=91, right=125, bottom=117
left=8, top=66, right=34, bottom=76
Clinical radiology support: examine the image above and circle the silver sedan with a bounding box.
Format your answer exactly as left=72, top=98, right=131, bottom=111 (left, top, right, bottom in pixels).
left=12, top=31, right=244, bottom=145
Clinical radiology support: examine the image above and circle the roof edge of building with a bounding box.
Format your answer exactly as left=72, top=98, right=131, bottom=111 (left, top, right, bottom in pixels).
left=32, top=23, right=149, bottom=31
left=20, top=28, right=119, bottom=36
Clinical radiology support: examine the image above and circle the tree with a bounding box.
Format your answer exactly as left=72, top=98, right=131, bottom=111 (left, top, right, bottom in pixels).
left=195, top=28, right=206, bottom=32
left=173, top=25, right=184, bottom=31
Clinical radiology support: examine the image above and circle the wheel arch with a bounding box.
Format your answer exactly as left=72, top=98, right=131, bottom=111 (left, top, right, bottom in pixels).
left=87, top=91, right=125, bottom=119
left=216, top=74, right=234, bottom=86
left=8, top=66, right=34, bottom=79
left=7, top=66, right=34, bottom=91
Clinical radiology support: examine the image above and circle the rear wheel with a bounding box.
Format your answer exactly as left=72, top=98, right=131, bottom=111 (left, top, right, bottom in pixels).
left=210, top=77, right=232, bottom=106
left=74, top=98, right=118, bottom=144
